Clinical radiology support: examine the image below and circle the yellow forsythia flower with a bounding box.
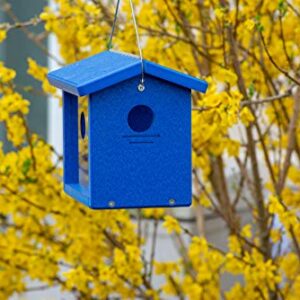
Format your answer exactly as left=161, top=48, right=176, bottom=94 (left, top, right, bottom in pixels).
left=270, top=228, right=281, bottom=243
left=226, top=139, right=240, bottom=157
left=241, top=224, right=252, bottom=239
left=27, top=58, right=56, bottom=94
left=214, top=68, right=238, bottom=86
left=214, top=8, right=225, bottom=19
left=199, top=195, right=212, bottom=208
left=143, top=208, right=165, bottom=219
left=40, top=12, right=51, bottom=21
left=0, top=63, right=16, bottom=83
left=240, top=107, right=255, bottom=126
left=163, top=215, right=182, bottom=234
left=244, top=19, right=255, bottom=31
left=0, top=29, right=7, bottom=43
left=228, top=235, right=242, bottom=255
left=268, top=196, right=285, bottom=215
left=154, top=261, right=180, bottom=276
left=281, top=253, right=300, bottom=280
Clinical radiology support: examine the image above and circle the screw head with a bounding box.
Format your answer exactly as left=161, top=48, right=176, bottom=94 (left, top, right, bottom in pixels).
left=169, top=199, right=176, bottom=206
left=108, top=201, right=115, bottom=208
left=138, top=83, right=145, bottom=92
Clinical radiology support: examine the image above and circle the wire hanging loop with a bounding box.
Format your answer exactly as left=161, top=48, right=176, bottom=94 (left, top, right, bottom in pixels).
left=108, top=0, right=145, bottom=92
left=129, top=0, right=145, bottom=91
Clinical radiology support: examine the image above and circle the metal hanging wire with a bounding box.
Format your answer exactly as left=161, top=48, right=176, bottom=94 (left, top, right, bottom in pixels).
left=107, top=0, right=145, bottom=91
left=107, top=0, right=121, bottom=50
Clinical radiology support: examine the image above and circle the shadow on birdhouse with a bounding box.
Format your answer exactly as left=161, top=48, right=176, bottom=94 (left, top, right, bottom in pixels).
left=48, top=50, right=208, bottom=209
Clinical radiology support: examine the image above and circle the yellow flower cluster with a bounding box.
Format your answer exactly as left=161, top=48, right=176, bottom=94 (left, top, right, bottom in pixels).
left=163, top=215, right=182, bottom=234
left=142, top=208, right=165, bottom=219
left=27, top=58, right=57, bottom=95
left=0, top=93, right=29, bottom=122
left=0, top=62, right=16, bottom=86
left=0, top=29, right=6, bottom=43
left=240, top=107, right=255, bottom=127
left=269, top=195, right=300, bottom=241
left=0, top=63, right=30, bottom=147
left=40, top=1, right=108, bottom=63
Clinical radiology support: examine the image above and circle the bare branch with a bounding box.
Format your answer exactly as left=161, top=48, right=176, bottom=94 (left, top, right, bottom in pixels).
left=277, top=87, right=300, bottom=192
left=192, top=91, right=292, bottom=112
left=260, top=32, right=300, bottom=86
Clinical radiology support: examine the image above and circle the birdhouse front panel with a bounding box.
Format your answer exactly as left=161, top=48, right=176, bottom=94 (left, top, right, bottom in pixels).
left=89, top=75, right=191, bottom=209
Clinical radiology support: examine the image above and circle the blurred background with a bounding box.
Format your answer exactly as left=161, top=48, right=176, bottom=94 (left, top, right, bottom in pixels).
left=0, top=0, right=48, bottom=147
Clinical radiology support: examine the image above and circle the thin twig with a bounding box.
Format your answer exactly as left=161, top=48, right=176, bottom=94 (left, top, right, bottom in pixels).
left=260, top=32, right=300, bottom=86
left=148, top=219, right=158, bottom=282
left=192, top=91, right=292, bottom=112
left=277, top=88, right=300, bottom=192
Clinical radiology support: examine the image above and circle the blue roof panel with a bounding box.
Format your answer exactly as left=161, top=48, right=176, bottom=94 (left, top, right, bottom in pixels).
left=48, top=50, right=208, bottom=96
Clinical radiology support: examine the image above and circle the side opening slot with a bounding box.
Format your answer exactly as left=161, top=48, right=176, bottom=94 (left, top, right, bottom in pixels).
left=78, top=97, right=89, bottom=188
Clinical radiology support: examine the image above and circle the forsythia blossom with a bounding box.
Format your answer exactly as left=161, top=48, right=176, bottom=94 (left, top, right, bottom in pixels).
left=0, top=29, right=6, bottom=43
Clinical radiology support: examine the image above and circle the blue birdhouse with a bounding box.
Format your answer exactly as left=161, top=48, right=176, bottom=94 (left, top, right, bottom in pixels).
left=48, top=50, right=208, bottom=209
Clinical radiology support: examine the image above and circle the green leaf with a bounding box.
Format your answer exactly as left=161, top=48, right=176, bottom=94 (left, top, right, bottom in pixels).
left=22, top=159, right=32, bottom=175
left=278, top=0, right=287, bottom=15
left=4, top=166, right=10, bottom=176
left=256, top=23, right=264, bottom=32
left=20, top=177, right=38, bottom=184
left=248, top=83, right=255, bottom=97
left=175, top=23, right=181, bottom=35
left=255, top=14, right=261, bottom=22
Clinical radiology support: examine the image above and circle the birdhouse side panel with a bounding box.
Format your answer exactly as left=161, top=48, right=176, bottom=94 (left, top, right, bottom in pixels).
left=62, top=92, right=91, bottom=207
left=63, top=91, right=79, bottom=185
left=89, top=75, right=191, bottom=209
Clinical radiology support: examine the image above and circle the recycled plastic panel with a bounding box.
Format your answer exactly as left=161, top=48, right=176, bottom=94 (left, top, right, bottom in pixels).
left=89, top=75, right=192, bottom=209
left=63, top=91, right=90, bottom=207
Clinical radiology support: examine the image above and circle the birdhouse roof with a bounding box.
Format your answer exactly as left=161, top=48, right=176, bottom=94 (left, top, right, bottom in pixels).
left=48, top=51, right=208, bottom=96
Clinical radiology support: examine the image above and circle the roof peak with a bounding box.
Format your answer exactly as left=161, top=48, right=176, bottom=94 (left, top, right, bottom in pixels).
left=109, top=50, right=140, bottom=59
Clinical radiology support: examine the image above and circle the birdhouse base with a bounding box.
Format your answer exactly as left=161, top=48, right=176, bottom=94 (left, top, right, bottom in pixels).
left=64, top=183, right=192, bottom=209
left=65, top=184, right=90, bottom=207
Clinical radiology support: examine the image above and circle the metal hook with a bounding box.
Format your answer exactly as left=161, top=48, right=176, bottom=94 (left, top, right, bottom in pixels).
left=108, top=0, right=145, bottom=89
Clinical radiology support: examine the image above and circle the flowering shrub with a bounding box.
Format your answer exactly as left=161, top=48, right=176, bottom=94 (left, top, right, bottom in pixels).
left=0, top=0, right=300, bottom=299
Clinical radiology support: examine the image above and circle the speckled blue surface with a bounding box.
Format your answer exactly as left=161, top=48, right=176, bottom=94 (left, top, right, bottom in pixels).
left=48, top=50, right=208, bottom=96
left=88, top=75, right=192, bottom=209
left=49, top=50, right=208, bottom=209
